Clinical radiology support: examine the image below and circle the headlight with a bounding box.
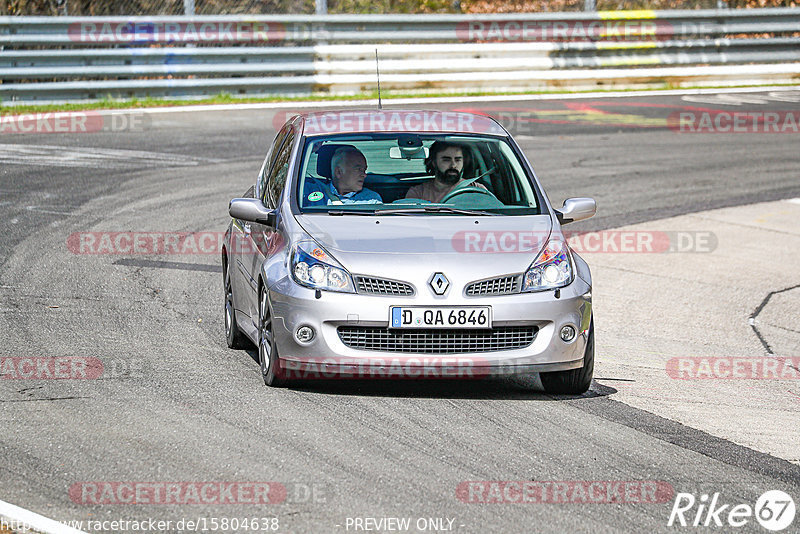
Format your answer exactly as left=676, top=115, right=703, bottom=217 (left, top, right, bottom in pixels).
left=522, top=237, right=573, bottom=292
left=290, top=241, right=355, bottom=293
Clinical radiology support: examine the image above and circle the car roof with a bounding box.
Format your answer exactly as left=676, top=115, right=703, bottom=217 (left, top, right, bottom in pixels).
left=296, top=109, right=508, bottom=137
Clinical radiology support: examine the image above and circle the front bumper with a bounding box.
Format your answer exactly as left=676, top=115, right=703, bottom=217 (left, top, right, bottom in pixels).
left=268, top=274, right=592, bottom=379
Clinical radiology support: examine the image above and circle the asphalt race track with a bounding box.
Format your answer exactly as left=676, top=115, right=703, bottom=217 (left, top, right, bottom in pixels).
left=1, top=89, right=800, bottom=533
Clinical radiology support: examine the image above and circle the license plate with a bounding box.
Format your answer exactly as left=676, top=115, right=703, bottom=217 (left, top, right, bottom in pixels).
left=389, top=306, right=492, bottom=329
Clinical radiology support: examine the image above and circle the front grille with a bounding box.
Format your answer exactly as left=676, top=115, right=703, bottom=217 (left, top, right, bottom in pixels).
left=338, top=326, right=537, bottom=354
left=466, top=275, right=521, bottom=296
left=355, top=276, right=414, bottom=296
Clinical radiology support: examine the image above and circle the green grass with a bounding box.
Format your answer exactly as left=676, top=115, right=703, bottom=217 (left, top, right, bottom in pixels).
left=1, top=83, right=798, bottom=115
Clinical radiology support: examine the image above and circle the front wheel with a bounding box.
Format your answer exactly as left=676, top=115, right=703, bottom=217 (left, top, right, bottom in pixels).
left=258, top=285, right=287, bottom=387
left=540, top=318, right=594, bottom=395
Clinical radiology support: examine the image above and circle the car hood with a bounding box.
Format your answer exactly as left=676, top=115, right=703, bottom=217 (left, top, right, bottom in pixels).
left=294, top=214, right=553, bottom=279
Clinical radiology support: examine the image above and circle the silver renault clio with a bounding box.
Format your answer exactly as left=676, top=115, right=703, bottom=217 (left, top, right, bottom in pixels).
left=223, top=110, right=596, bottom=393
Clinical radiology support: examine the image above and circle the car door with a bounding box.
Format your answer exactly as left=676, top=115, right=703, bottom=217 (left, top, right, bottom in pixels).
left=241, top=124, right=296, bottom=324
left=232, top=125, right=288, bottom=322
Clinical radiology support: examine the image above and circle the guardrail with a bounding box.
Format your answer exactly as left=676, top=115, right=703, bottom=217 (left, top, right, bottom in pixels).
left=1, top=8, right=799, bottom=102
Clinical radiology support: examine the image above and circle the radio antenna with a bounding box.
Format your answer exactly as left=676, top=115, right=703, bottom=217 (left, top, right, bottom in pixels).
left=375, top=49, right=382, bottom=110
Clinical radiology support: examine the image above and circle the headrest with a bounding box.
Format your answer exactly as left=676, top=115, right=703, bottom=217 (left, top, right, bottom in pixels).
left=315, top=144, right=358, bottom=180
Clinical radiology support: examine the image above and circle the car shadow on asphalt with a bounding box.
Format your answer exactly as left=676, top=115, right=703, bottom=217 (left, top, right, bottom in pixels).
left=243, top=349, right=618, bottom=400
left=283, top=376, right=617, bottom=401
left=244, top=348, right=618, bottom=400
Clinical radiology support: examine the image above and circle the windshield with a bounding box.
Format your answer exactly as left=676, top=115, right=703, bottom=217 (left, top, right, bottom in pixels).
left=295, top=134, right=542, bottom=215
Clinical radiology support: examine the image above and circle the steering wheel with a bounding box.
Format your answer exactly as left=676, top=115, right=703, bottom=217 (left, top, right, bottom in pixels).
left=440, top=186, right=498, bottom=204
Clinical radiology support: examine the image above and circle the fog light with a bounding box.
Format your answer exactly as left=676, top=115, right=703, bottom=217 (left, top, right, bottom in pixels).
left=560, top=325, right=576, bottom=342
left=296, top=326, right=315, bottom=343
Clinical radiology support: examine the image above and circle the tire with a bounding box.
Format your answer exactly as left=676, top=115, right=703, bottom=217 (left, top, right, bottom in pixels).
left=224, top=259, right=249, bottom=350
left=541, top=318, right=594, bottom=395
left=258, top=285, right=288, bottom=387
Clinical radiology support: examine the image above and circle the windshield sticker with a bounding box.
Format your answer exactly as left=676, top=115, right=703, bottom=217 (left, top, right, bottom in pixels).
left=307, top=191, right=324, bottom=202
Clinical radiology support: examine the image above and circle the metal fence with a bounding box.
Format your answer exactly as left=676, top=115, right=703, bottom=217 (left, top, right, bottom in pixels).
left=1, top=8, right=799, bottom=101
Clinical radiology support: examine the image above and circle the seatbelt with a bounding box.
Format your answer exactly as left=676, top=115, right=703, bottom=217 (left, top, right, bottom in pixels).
left=307, top=177, right=343, bottom=204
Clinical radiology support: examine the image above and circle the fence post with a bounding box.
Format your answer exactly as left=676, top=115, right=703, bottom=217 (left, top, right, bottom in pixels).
left=584, top=0, right=596, bottom=11
left=316, top=0, right=327, bottom=15
left=1, top=0, right=6, bottom=16
left=184, top=0, right=195, bottom=16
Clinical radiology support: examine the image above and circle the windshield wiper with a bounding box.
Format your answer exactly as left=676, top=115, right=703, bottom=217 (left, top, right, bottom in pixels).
left=376, top=206, right=500, bottom=216
left=327, top=210, right=378, bottom=216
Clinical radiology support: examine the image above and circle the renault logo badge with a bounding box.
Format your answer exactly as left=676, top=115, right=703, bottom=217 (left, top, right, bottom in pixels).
left=429, top=273, right=450, bottom=295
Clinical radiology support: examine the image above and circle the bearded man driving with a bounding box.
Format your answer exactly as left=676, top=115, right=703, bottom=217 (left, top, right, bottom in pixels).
left=404, top=141, right=487, bottom=203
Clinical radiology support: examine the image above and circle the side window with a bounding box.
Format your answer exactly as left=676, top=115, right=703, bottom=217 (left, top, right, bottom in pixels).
left=258, top=127, right=289, bottom=203
left=266, top=130, right=295, bottom=208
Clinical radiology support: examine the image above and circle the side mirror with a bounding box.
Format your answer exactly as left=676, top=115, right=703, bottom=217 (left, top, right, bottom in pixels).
left=229, top=198, right=277, bottom=227
left=555, top=197, right=596, bottom=225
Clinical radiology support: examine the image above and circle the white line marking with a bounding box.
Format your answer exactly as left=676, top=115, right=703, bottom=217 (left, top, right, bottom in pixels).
left=0, top=499, right=89, bottom=534
left=37, top=84, right=800, bottom=117
left=25, top=205, right=73, bottom=215
left=0, top=143, right=215, bottom=169
left=768, top=91, right=800, bottom=103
